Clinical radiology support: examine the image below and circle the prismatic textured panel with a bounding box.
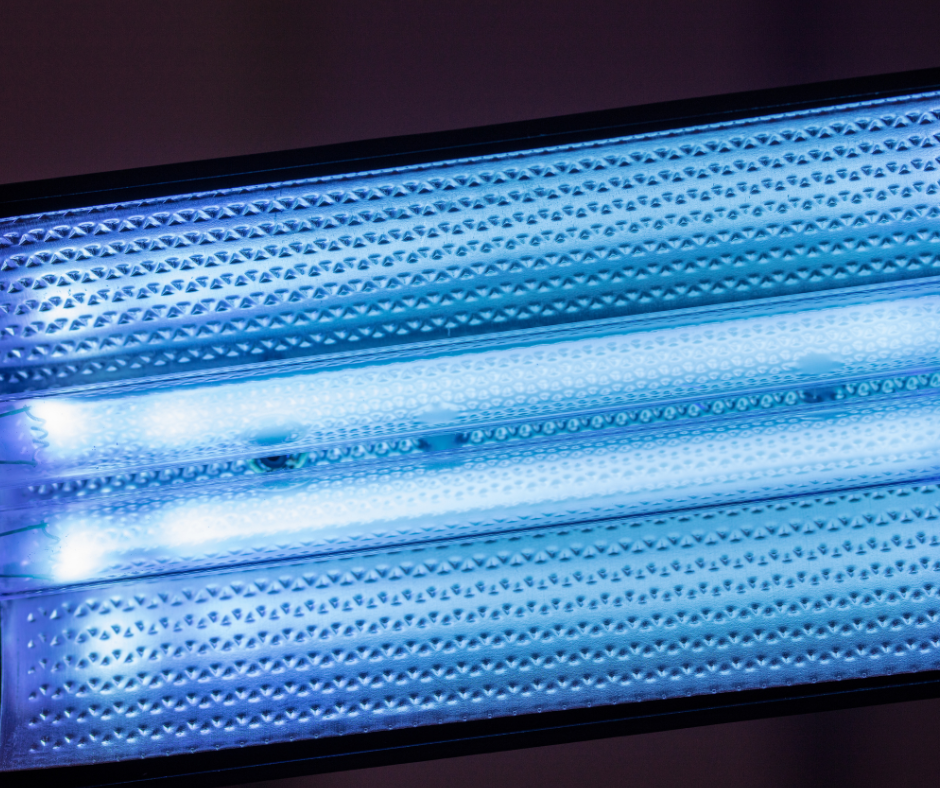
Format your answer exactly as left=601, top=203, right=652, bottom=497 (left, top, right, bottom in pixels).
left=3, top=82, right=940, bottom=778
left=3, top=481, right=940, bottom=769
left=1, top=94, right=939, bottom=395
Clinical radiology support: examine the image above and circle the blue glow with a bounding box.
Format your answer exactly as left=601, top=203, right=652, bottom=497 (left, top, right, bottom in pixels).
left=8, top=391, right=937, bottom=588
left=4, top=88, right=940, bottom=773
left=10, top=288, right=940, bottom=481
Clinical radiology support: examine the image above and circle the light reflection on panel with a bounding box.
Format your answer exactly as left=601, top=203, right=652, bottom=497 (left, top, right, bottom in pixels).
left=2, top=480, right=939, bottom=770
left=2, top=93, right=940, bottom=396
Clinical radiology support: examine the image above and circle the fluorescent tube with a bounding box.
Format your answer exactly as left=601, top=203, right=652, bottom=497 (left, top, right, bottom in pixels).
left=7, top=286, right=940, bottom=482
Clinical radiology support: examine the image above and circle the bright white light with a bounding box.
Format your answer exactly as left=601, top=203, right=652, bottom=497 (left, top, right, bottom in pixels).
left=52, top=529, right=109, bottom=582
left=28, top=400, right=86, bottom=448
left=41, top=394, right=940, bottom=582
left=26, top=292, right=940, bottom=475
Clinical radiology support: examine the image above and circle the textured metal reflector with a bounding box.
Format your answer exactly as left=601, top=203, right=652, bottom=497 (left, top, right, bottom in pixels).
left=3, top=480, right=939, bottom=769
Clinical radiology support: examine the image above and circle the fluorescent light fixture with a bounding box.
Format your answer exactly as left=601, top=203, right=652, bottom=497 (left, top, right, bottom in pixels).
left=3, top=72, right=940, bottom=782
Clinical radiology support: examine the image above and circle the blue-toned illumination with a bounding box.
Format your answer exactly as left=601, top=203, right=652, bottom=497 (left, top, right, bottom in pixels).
left=9, top=390, right=940, bottom=588
left=3, top=479, right=940, bottom=770
left=7, top=287, right=940, bottom=480
left=4, top=87, right=940, bottom=773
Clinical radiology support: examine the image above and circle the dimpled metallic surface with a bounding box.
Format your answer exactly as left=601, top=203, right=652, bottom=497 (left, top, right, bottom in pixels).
left=1, top=93, right=939, bottom=394
left=2, top=481, right=940, bottom=769
left=3, top=85, right=940, bottom=774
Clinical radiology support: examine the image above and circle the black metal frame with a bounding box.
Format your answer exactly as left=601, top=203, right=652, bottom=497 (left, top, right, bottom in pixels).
left=4, top=66, right=940, bottom=786
left=2, top=66, right=940, bottom=220
left=5, top=671, right=940, bottom=788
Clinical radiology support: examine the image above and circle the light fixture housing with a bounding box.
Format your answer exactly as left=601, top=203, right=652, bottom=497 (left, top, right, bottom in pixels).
left=3, top=68, right=940, bottom=786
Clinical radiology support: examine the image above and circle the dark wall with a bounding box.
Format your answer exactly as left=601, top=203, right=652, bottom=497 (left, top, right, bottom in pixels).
left=240, top=699, right=940, bottom=788
left=4, top=2, right=940, bottom=786
left=2, top=0, right=940, bottom=185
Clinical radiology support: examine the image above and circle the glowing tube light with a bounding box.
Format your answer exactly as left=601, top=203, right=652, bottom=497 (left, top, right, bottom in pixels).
left=2, top=390, right=940, bottom=590
left=3, top=285, right=940, bottom=482
left=3, top=77, right=940, bottom=779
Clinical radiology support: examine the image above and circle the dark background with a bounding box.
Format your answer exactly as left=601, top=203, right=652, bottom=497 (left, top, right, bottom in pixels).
left=4, top=1, right=940, bottom=785
left=4, top=0, right=940, bottom=186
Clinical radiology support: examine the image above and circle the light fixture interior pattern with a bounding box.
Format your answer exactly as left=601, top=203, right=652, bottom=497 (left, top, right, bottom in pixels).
left=2, top=87, right=940, bottom=772
left=1, top=92, right=939, bottom=395
left=2, top=480, right=939, bottom=770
